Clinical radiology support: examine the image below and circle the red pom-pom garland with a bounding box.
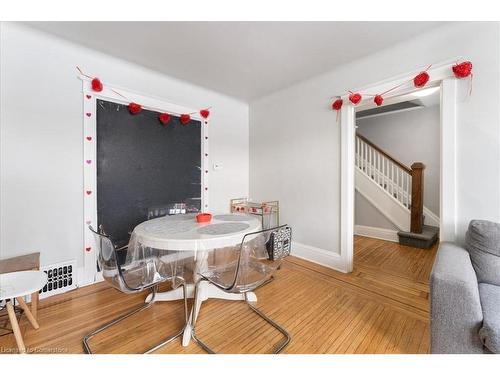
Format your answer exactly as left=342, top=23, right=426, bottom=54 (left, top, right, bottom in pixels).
left=413, top=71, right=430, bottom=88
left=158, top=113, right=171, bottom=125
left=91, top=78, right=103, bottom=92
left=128, top=102, right=142, bottom=115
left=331, top=99, right=343, bottom=111
left=349, top=92, right=362, bottom=105
left=329, top=60, right=474, bottom=120
left=200, top=109, right=210, bottom=119
left=452, top=61, right=473, bottom=78
left=180, top=114, right=191, bottom=125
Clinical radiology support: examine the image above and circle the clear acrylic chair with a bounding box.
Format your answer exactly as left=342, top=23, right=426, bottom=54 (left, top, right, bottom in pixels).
left=190, top=225, right=292, bottom=354
left=83, top=226, right=188, bottom=354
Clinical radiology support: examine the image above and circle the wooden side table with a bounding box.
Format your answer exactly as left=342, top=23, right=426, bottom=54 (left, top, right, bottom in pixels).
left=0, top=270, right=47, bottom=353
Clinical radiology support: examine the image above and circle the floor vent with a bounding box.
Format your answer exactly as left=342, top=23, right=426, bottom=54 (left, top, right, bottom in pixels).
left=39, top=261, right=77, bottom=299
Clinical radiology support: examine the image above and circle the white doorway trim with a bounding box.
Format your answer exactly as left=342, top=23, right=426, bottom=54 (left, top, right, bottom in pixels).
left=340, top=59, right=461, bottom=273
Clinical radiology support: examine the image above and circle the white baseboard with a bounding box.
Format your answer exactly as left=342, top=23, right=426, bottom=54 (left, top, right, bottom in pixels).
left=77, top=266, right=104, bottom=288
left=423, top=207, right=440, bottom=227
left=291, top=241, right=347, bottom=273
left=354, top=225, right=399, bottom=242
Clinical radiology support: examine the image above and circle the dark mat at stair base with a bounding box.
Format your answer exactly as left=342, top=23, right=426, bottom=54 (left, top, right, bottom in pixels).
left=397, top=225, right=439, bottom=249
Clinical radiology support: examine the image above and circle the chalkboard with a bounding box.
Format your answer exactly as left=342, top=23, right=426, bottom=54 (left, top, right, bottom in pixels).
left=96, top=99, right=201, bottom=244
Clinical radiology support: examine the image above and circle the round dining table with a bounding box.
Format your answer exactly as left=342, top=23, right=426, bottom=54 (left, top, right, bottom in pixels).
left=131, top=212, right=262, bottom=346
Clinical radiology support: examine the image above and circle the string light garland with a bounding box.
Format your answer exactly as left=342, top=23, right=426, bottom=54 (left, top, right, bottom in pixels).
left=77, top=66, right=211, bottom=122
left=331, top=61, right=473, bottom=117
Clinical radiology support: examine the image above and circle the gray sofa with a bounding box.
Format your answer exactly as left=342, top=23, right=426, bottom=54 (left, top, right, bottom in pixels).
left=430, top=220, right=500, bottom=354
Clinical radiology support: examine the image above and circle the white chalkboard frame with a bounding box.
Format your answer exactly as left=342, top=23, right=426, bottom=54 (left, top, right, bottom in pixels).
left=79, top=76, right=209, bottom=286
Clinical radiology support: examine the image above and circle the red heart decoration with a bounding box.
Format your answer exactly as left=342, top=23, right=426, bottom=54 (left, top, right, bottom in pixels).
left=452, top=61, right=472, bottom=78
left=331, top=99, right=343, bottom=111
left=86, top=190, right=92, bottom=195
left=200, top=109, right=210, bottom=119
left=86, top=95, right=92, bottom=99
left=86, top=136, right=92, bottom=141
left=86, top=112, right=91, bottom=117
left=158, top=113, right=171, bottom=125
left=86, top=160, right=91, bottom=164
left=413, top=71, right=430, bottom=88
left=180, top=114, right=191, bottom=125
left=349, top=93, right=362, bottom=105
left=374, top=95, right=384, bottom=106
left=85, top=247, right=92, bottom=252
left=128, top=102, right=142, bottom=115
left=91, top=78, right=103, bottom=92
left=85, top=220, right=91, bottom=225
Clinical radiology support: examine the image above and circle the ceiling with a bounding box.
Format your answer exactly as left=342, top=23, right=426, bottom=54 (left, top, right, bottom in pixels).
left=26, top=22, right=447, bottom=101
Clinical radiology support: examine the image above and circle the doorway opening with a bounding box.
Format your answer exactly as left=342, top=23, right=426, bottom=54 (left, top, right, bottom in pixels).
left=353, top=86, right=441, bottom=274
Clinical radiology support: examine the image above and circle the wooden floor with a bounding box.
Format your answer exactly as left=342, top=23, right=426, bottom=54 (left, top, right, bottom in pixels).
left=0, top=236, right=438, bottom=354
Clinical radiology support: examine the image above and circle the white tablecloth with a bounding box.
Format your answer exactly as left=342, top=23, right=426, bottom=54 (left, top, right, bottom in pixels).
left=131, top=213, right=262, bottom=251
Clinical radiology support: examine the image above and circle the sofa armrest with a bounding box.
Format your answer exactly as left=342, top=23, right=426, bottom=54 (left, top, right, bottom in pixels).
left=430, top=242, right=484, bottom=353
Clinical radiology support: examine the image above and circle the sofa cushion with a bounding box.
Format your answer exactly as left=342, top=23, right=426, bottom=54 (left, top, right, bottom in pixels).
left=478, top=283, right=500, bottom=353
left=465, top=220, right=500, bottom=286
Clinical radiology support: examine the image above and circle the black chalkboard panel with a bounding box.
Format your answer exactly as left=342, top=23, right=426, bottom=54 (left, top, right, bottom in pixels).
left=96, top=99, right=201, bottom=243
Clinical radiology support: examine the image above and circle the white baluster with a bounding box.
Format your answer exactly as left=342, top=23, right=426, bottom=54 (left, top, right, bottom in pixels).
left=362, top=141, right=365, bottom=172
left=403, top=173, right=406, bottom=207
left=377, top=152, right=380, bottom=185
left=357, top=137, right=360, bottom=168
left=383, top=156, right=386, bottom=190
left=396, top=168, right=400, bottom=203
left=368, top=145, right=371, bottom=178
left=391, top=162, right=394, bottom=197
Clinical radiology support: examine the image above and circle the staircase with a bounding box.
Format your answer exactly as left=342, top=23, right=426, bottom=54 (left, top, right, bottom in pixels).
left=355, top=133, right=439, bottom=249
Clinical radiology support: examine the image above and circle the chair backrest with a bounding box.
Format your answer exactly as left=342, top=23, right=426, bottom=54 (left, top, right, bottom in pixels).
left=88, top=226, right=166, bottom=293
left=204, top=225, right=292, bottom=293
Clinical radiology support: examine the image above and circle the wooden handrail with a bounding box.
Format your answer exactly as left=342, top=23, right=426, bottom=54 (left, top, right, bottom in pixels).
left=356, top=133, right=411, bottom=174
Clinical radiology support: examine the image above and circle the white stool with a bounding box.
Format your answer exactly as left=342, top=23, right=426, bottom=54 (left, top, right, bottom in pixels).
left=0, top=270, right=47, bottom=353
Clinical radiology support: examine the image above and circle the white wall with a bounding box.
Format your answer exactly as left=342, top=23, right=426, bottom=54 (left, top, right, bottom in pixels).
left=0, top=22, right=249, bottom=269
left=357, top=104, right=441, bottom=215
left=250, top=22, right=499, bottom=262
left=355, top=191, right=398, bottom=231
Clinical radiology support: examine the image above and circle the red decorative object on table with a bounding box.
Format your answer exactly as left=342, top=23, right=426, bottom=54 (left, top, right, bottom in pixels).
left=452, top=61, right=473, bottom=78
left=413, top=71, right=430, bottom=88
left=196, top=213, right=212, bottom=223
left=180, top=114, right=191, bottom=125
left=158, top=113, right=171, bottom=125
left=128, top=102, right=142, bottom=115
left=91, top=78, right=103, bottom=92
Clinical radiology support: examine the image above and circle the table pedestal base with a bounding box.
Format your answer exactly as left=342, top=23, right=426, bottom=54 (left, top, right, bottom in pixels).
left=145, top=282, right=257, bottom=347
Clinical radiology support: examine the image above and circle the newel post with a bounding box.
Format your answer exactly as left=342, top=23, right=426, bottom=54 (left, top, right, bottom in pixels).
left=410, top=162, right=425, bottom=233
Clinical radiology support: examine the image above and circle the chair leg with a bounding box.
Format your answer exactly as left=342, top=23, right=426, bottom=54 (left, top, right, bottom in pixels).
left=190, top=281, right=291, bottom=354
left=244, top=293, right=291, bottom=354
left=6, top=300, right=26, bottom=354
left=145, top=278, right=189, bottom=354
left=83, top=280, right=187, bottom=354
left=16, top=297, right=39, bottom=330
left=190, top=279, right=215, bottom=353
